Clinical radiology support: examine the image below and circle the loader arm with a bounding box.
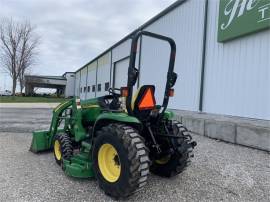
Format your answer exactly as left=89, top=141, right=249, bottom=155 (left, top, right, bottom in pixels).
left=30, top=98, right=88, bottom=153
left=49, top=99, right=74, bottom=136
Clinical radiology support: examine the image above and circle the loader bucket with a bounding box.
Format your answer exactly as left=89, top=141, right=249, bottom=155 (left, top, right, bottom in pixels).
left=30, top=130, right=51, bottom=153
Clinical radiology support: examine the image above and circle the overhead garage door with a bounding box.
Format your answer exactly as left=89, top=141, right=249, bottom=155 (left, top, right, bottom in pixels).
left=96, top=52, right=111, bottom=97
left=113, top=58, right=129, bottom=89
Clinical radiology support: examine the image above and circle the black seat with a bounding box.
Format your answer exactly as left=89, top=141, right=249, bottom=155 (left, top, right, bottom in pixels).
left=98, top=95, right=121, bottom=110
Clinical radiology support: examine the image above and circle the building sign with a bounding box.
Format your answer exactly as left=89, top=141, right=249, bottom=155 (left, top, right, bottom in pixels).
left=218, top=0, right=270, bottom=42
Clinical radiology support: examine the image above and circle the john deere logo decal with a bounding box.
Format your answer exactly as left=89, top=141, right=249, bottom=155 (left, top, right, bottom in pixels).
left=218, top=0, right=270, bottom=42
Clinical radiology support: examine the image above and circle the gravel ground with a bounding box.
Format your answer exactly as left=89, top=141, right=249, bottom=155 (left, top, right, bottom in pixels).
left=0, top=108, right=269, bottom=202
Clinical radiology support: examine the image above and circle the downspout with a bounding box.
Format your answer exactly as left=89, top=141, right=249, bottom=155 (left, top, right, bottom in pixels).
left=199, top=0, right=209, bottom=111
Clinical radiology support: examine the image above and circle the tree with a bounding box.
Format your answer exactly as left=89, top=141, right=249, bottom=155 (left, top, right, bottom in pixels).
left=19, top=66, right=32, bottom=94
left=0, top=18, right=39, bottom=95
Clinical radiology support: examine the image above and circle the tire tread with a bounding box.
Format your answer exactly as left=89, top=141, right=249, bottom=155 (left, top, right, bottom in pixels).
left=93, top=123, right=150, bottom=199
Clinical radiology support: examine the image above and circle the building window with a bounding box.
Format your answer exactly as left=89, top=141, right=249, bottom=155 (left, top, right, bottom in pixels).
left=87, top=86, right=90, bottom=92
left=70, top=75, right=74, bottom=77
left=80, top=87, right=82, bottom=93
left=84, top=87, right=86, bottom=92
left=105, top=82, right=110, bottom=91
left=98, top=84, right=101, bottom=92
left=92, top=85, right=96, bottom=92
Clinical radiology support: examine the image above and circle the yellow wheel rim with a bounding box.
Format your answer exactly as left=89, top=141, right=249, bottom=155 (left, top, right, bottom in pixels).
left=98, top=143, right=121, bottom=182
left=155, top=155, right=171, bottom=165
left=54, top=140, right=62, bottom=161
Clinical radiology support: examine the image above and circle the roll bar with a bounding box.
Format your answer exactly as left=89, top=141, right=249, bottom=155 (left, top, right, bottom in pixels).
left=126, top=31, right=177, bottom=117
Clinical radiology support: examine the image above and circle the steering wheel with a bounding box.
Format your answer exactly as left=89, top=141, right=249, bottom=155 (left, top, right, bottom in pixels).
left=108, top=88, right=121, bottom=96
left=100, top=88, right=120, bottom=104
left=104, top=88, right=121, bottom=109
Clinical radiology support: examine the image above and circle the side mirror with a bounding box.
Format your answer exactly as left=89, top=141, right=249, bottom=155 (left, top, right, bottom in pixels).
left=169, top=72, right=177, bottom=87
left=128, top=68, right=139, bottom=86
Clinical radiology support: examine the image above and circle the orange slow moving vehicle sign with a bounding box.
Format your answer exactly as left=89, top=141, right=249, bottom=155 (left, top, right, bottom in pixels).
left=138, top=88, right=156, bottom=110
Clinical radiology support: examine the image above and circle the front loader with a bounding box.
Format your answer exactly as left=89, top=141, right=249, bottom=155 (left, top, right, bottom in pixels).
left=30, top=31, right=197, bottom=199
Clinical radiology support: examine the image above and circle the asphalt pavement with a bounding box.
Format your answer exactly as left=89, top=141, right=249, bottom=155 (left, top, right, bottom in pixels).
left=0, top=108, right=269, bottom=202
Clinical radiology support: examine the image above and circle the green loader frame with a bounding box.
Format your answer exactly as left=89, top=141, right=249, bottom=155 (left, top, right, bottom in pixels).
left=30, top=97, right=143, bottom=178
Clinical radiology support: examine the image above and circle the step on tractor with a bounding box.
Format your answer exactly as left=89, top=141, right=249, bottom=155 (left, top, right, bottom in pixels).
left=30, top=31, right=197, bottom=199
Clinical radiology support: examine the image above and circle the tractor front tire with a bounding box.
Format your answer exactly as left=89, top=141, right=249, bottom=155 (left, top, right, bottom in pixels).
left=53, top=133, right=73, bottom=166
left=150, top=121, right=195, bottom=177
left=92, top=124, right=150, bottom=199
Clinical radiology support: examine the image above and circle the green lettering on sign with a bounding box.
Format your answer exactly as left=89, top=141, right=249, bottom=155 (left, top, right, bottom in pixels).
left=218, top=0, right=270, bottom=42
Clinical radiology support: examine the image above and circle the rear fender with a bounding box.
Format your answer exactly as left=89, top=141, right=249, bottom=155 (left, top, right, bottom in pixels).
left=93, top=112, right=142, bottom=136
left=164, top=110, right=174, bottom=120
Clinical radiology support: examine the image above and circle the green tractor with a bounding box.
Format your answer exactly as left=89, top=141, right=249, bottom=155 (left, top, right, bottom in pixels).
left=30, top=31, right=196, bottom=199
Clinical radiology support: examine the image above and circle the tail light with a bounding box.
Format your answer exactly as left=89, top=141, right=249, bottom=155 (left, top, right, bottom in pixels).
left=168, top=89, right=174, bottom=97
left=120, top=87, right=129, bottom=97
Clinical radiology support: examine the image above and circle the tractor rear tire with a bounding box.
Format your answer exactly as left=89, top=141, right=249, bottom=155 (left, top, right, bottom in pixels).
left=53, top=133, right=73, bottom=166
left=92, top=124, right=150, bottom=199
left=150, top=121, right=195, bottom=177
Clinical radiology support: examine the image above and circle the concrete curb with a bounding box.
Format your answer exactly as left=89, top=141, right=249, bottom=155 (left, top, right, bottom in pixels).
left=173, top=110, right=270, bottom=152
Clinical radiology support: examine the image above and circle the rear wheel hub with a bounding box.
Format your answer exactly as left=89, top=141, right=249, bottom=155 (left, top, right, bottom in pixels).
left=98, top=143, right=121, bottom=182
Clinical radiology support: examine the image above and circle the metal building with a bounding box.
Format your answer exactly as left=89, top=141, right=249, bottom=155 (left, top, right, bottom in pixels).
left=63, top=72, right=76, bottom=97
left=25, top=75, right=67, bottom=96
left=72, top=0, right=270, bottom=122
left=24, top=72, right=75, bottom=97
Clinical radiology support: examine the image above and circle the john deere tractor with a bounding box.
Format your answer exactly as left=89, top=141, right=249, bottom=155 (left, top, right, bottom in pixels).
left=30, top=31, right=196, bottom=199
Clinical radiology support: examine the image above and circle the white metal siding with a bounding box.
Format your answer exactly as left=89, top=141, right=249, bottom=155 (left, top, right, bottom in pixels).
left=112, top=40, right=131, bottom=63
left=75, top=72, right=80, bottom=97
left=80, top=67, right=87, bottom=99
left=203, top=0, right=270, bottom=120
left=139, top=38, right=170, bottom=104
left=112, top=37, right=141, bottom=90
left=72, top=0, right=269, bottom=120
left=114, top=58, right=130, bottom=89
left=64, top=73, right=75, bottom=97
left=111, top=40, right=131, bottom=87
left=96, top=52, right=111, bottom=97
left=141, top=0, right=206, bottom=110
left=86, top=61, right=97, bottom=99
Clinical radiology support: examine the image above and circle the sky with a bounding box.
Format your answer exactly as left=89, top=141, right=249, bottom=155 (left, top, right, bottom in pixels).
left=0, top=0, right=176, bottom=91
